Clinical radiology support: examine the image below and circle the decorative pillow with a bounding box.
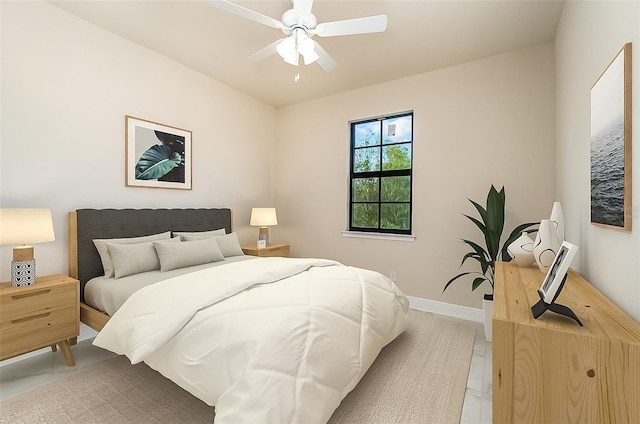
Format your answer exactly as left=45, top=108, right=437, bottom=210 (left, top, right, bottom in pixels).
left=107, top=241, right=159, bottom=279
left=172, top=228, right=226, bottom=238
left=153, top=238, right=225, bottom=272
left=94, top=231, right=171, bottom=278
left=181, top=232, right=244, bottom=257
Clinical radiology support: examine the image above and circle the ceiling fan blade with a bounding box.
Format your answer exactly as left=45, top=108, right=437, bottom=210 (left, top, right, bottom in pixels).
left=312, top=15, right=387, bottom=37
left=292, top=0, right=313, bottom=17
left=248, top=38, right=285, bottom=62
left=210, top=0, right=284, bottom=30
left=314, top=42, right=338, bottom=72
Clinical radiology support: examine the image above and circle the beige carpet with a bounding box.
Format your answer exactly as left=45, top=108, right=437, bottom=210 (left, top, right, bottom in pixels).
left=0, top=310, right=476, bottom=424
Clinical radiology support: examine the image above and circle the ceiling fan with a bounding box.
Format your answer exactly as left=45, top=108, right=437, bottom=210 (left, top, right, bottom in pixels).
left=211, top=0, right=388, bottom=72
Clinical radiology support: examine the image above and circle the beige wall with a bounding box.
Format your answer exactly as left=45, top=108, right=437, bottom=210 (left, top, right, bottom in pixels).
left=9, top=2, right=629, bottom=320
left=274, top=43, right=556, bottom=309
left=0, top=1, right=277, bottom=281
left=555, top=1, right=640, bottom=322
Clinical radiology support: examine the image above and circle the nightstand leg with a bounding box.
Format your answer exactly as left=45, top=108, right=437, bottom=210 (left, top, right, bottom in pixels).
left=57, top=340, right=76, bottom=367
left=51, top=344, right=57, bottom=352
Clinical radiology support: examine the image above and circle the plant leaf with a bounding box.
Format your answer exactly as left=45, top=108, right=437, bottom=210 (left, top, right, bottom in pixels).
left=471, top=277, right=487, bottom=291
left=135, top=145, right=182, bottom=180
left=463, top=214, right=487, bottom=235
left=469, top=199, right=487, bottom=225
left=484, top=185, right=505, bottom=260
left=461, top=239, right=491, bottom=275
left=444, top=271, right=483, bottom=293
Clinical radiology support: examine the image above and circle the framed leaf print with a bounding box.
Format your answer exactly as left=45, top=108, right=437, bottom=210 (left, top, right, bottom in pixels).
left=125, top=116, right=192, bottom=190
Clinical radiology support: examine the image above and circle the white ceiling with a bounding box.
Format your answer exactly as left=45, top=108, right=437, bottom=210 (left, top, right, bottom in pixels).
left=49, top=0, right=565, bottom=108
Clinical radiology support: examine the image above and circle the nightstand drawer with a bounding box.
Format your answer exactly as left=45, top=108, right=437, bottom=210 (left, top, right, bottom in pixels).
left=0, top=284, right=76, bottom=322
left=0, top=306, right=77, bottom=359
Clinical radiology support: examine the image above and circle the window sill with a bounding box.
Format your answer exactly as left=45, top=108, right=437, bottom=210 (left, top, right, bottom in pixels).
left=341, top=231, right=416, bottom=242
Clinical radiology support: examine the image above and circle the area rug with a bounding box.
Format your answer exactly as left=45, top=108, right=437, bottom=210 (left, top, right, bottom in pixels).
left=0, top=310, right=476, bottom=424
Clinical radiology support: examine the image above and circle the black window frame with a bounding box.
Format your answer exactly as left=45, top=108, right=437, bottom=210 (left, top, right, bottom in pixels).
left=348, top=112, right=413, bottom=235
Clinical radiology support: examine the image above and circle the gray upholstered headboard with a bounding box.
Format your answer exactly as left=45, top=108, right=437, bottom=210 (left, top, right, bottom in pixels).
left=69, top=208, right=233, bottom=301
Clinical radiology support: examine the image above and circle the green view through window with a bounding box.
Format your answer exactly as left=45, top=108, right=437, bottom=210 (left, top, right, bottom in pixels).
left=349, top=112, right=413, bottom=234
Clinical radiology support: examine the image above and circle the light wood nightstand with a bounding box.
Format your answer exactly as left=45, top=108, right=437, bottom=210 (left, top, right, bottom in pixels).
left=0, top=274, right=80, bottom=366
left=242, top=243, right=290, bottom=258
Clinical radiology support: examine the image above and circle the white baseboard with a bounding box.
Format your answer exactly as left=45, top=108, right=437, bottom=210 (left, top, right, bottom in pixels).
left=407, top=295, right=484, bottom=323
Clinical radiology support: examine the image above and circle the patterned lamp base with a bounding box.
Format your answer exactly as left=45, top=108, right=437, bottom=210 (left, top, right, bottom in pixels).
left=11, top=260, right=36, bottom=287
left=258, top=227, right=270, bottom=247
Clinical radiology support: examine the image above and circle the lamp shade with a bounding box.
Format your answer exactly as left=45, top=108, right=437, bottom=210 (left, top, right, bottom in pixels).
left=250, top=208, right=277, bottom=227
left=0, top=209, right=55, bottom=245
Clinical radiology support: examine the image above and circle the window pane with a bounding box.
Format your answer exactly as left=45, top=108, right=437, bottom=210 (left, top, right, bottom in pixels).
left=381, top=204, right=410, bottom=230
left=354, top=121, right=380, bottom=147
left=382, top=115, right=412, bottom=145
left=350, top=112, right=412, bottom=234
left=352, top=178, right=379, bottom=202
left=382, top=144, right=411, bottom=170
left=381, top=176, right=410, bottom=202
left=352, top=204, right=379, bottom=228
left=354, top=147, right=380, bottom=172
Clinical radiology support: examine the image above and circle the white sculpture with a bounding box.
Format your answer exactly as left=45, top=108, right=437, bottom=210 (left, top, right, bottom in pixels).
left=533, top=219, right=561, bottom=273
left=550, top=201, right=565, bottom=245
left=507, top=231, right=536, bottom=267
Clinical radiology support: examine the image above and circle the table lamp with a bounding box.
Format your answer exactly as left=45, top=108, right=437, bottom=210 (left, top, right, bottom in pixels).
left=0, top=208, right=55, bottom=286
left=250, top=208, right=277, bottom=247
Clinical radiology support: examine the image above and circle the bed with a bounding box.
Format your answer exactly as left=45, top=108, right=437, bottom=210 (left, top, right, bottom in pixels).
left=69, top=208, right=235, bottom=331
left=69, top=208, right=409, bottom=423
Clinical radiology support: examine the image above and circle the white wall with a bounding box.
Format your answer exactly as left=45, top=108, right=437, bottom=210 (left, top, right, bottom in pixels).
left=275, top=43, right=556, bottom=309
left=555, top=1, right=640, bottom=322
left=0, top=1, right=277, bottom=281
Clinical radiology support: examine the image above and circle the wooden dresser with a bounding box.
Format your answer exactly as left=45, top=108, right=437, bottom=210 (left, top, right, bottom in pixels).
left=0, top=274, right=80, bottom=366
left=493, top=262, right=640, bottom=423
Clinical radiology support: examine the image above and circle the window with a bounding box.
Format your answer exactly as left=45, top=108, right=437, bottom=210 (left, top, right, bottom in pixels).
left=349, top=112, right=413, bottom=234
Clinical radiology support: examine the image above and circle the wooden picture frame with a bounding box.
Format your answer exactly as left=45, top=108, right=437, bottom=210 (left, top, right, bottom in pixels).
left=590, top=43, right=632, bottom=230
left=125, top=115, right=192, bottom=190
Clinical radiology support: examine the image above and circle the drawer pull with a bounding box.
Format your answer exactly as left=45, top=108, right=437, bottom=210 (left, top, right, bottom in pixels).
left=11, top=312, right=51, bottom=324
left=11, top=289, right=51, bottom=300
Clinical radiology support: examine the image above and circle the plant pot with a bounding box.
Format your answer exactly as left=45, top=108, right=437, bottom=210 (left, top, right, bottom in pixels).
left=483, top=293, right=493, bottom=342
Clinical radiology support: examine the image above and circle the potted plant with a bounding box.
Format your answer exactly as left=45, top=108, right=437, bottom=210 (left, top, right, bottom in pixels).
left=443, top=185, right=537, bottom=341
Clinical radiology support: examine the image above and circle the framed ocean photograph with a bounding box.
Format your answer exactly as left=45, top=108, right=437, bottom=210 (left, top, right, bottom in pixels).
left=125, top=116, right=192, bottom=190
left=590, top=43, right=632, bottom=231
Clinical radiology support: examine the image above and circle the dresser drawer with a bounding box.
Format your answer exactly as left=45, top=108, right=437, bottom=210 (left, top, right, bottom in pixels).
left=0, top=283, right=76, bottom=322
left=0, top=306, right=77, bottom=360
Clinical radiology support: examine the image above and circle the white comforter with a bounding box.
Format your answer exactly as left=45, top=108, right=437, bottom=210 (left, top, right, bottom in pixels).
left=94, top=257, right=409, bottom=423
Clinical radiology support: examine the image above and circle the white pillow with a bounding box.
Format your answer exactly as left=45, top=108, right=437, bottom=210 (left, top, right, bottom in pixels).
left=173, top=228, right=226, bottom=238
left=94, top=231, right=171, bottom=278
left=153, top=238, right=225, bottom=272
left=181, top=232, right=244, bottom=257
left=107, top=242, right=155, bottom=279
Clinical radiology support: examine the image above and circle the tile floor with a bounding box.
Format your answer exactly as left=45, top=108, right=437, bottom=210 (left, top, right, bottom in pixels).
left=1, top=319, right=492, bottom=423
left=460, top=323, right=493, bottom=424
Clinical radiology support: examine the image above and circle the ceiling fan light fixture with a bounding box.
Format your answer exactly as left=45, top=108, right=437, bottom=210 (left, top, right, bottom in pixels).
left=276, top=36, right=298, bottom=66
left=213, top=0, right=388, bottom=72
left=298, top=36, right=319, bottom=65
